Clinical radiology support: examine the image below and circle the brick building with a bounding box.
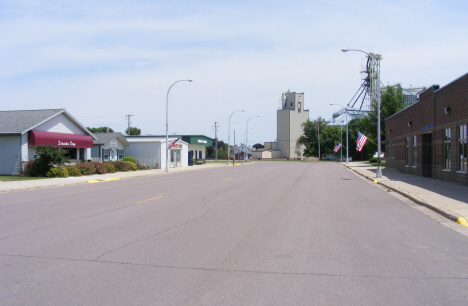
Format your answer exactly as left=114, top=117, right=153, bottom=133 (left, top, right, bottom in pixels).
left=385, top=73, right=468, bottom=186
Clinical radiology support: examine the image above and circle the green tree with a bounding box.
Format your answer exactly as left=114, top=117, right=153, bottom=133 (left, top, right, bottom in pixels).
left=126, top=127, right=141, bottom=135
left=361, top=86, right=406, bottom=154
left=29, top=144, right=68, bottom=177
left=298, top=117, right=341, bottom=158
left=346, top=118, right=374, bottom=161
left=207, top=140, right=228, bottom=159
left=87, top=127, right=114, bottom=133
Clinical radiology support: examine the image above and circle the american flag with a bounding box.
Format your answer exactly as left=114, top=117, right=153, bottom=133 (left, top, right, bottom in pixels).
left=333, top=142, right=342, bottom=152
left=356, top=131, right=368, bottom=152
left=168, top=138, right=181, bottom=149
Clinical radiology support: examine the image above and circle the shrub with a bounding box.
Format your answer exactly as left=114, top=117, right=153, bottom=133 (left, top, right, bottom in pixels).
left=369, top=157, right=377, bottom=163
left=123, top=156, right=137, bottom=163
left=29, top=144, right=68, bottom=177
left=76, top=162, right=96, bottom=175
left=46, top=167, right=69, bottom=178
left=102, top=162, right=116, bottom=173
left=93, top=162, right=107, bottom=174
left=113, top=161, right=137, bottom=172
left=22, top=160, right=35, bottom=176
left=137, top=163, right=150, bottom=170
left=66, top=165, right=82, bottom=176
left=153, top=163, right=160, bottom=169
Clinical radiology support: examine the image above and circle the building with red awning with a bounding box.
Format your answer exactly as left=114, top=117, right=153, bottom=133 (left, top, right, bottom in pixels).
left=0, top=109, right=96, bottom=175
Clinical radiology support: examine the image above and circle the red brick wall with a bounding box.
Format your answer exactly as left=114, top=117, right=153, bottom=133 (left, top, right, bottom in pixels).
left=385, top=73, right=468, bottom=186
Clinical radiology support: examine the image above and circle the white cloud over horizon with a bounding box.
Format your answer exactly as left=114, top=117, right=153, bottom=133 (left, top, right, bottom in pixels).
left=1, top=0, right=467, bottom=145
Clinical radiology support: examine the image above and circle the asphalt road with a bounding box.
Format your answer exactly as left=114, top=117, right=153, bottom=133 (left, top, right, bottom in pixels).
left=1, top=161, right=468, bottom=305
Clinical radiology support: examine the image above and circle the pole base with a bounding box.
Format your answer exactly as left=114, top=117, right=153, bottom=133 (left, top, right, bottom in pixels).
left=376, top=166, right=382, bottom=178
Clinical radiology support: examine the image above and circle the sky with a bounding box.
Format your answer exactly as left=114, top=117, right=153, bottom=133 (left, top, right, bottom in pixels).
left=1, top=0, right=467, bottom=146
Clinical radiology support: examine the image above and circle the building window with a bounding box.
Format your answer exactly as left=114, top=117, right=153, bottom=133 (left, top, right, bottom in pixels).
left=290, top=102, right=293, bottom=107
left=405, top=137, right=409, bottom=165
left=118, top=150, right=124, bottom=160
left=459, top=125, right=467, bottom=172
left=297, top=102, right=301, bottom=113
left=412, top=135, right=417, bottom=166
left=102, top=149, right=109, bottom=161
left=444, top=128, right=451, bottom=170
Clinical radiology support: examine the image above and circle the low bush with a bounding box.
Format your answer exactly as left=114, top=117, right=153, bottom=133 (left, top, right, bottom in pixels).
left=66, top=165, right=82, bottom=176
left=93, top=162, right=107, bottom=174
left=153, top=163, right=160, bottom=169
left=137, top=163, right=151, bottom=170
left=102, top=162, right=116, bottom=173
left=369, top=157, right=377, bottom=163
left=21, top=160, right=35, bottom=177
left=46, top=167, right=69, bottom=178
left=113, top=161, right=137, bottom=172
left=123, top=156, right=137, bottom=164
left=76, top=162, right=96, bottom=175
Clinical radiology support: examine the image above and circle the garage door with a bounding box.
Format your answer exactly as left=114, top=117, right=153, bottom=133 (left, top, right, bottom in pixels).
left=0, top=136, right=21, bottom=175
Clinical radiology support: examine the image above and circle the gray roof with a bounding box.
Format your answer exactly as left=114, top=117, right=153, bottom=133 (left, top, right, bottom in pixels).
left=93, top=132, right=130, bottom=147
left=0, top=109, right=65, bottom=134
left=0, top=109, right=95, bottom=140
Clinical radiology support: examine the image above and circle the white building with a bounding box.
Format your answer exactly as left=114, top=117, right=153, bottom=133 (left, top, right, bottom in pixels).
left=0, top=109, right=95, bottom=175
left=125, top=136, right=188, bottom=169
left=277, top=91, right=309, bottom=159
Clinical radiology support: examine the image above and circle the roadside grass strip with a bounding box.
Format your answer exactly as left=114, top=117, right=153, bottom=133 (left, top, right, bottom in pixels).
left=87, top=177, right=121, bottom=184
left=135, top=196, right=164, bottom=204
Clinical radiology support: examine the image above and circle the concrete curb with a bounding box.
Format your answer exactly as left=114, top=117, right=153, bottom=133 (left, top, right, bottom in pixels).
left=342, top=163, right=466, bottom=225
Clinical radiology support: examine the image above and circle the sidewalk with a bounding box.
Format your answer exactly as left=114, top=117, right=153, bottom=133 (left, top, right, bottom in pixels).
left=342, top=161, right=468, bottom=228
left=0, top=163, right=226, bottom=194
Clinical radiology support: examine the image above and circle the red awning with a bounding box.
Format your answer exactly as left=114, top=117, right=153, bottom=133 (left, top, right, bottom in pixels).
left=29, top=131, right=93, bottom=148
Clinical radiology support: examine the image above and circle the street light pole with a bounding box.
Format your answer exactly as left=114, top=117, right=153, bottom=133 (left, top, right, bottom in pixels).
left=165, top=79, right=192, bottom=172
left=245, top=116, right=259, bottom=163
left=330, top=104, right=349, bottom=164
left=341, top=48, right=382, bottom=177
left=227, top=110, right=244, bottom=165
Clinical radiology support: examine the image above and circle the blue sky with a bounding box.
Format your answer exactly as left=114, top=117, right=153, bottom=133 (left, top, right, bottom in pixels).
left=1, top=0, right=467, bottom=145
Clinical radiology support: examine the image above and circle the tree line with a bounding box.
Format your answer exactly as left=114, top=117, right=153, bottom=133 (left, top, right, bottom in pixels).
left=299, top=86, right=406, bottom=160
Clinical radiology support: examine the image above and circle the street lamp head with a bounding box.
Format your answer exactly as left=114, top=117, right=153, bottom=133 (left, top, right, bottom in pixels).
left=341, top=49, right=350, bottom=52
left=187, top=79, right=193, bottom=82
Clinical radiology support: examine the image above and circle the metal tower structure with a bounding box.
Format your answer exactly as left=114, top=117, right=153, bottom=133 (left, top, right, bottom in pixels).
left=346, top=53, right=382, bottom=112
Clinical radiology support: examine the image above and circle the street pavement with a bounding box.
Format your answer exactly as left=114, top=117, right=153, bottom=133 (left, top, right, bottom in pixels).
left=1, top=161, right=468, bottom=305
left=341, top=161, right=468, bottom=228
left=2, top=160, right=467, bottom=231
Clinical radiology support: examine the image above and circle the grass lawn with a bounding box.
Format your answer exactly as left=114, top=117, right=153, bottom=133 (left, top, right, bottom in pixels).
left=0, top=176, right=50, bottom=181
left=368, top=161, right=386, bottom=167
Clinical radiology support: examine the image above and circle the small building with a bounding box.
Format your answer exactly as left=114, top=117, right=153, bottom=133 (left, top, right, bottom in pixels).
left=91, top=132, right=130, bottom=162
left=385, top=73, right=468, bottom=186
left=234, top=143, right=251, bottom=160
left=125, top=136, right=188, bottom=169
left=0, top=109, right=95, bottom=175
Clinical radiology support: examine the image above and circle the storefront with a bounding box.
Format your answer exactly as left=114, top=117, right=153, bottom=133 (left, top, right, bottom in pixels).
left=125, top=136, right=188, bottom=169
left=0, top=109, right=96, bottom=175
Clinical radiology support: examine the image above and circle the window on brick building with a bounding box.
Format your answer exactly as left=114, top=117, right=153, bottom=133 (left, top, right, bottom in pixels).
left=412, top=136, right=417, bottom=166
left=459, top=125, right=467, bottom=172
left=444, top=128, right=451, bottom=170
left=405, top=137, right=409, bottom=165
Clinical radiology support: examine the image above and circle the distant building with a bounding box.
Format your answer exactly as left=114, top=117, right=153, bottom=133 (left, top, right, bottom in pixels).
left=277, top=91, right=309, bottom=159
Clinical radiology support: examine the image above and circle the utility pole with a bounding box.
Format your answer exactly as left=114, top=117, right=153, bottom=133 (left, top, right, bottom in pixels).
left=318, top=116, right=321, bottom=160
left=125, top=114, right=134, bottom=135
left=213, top=122, right=219, bottom=161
